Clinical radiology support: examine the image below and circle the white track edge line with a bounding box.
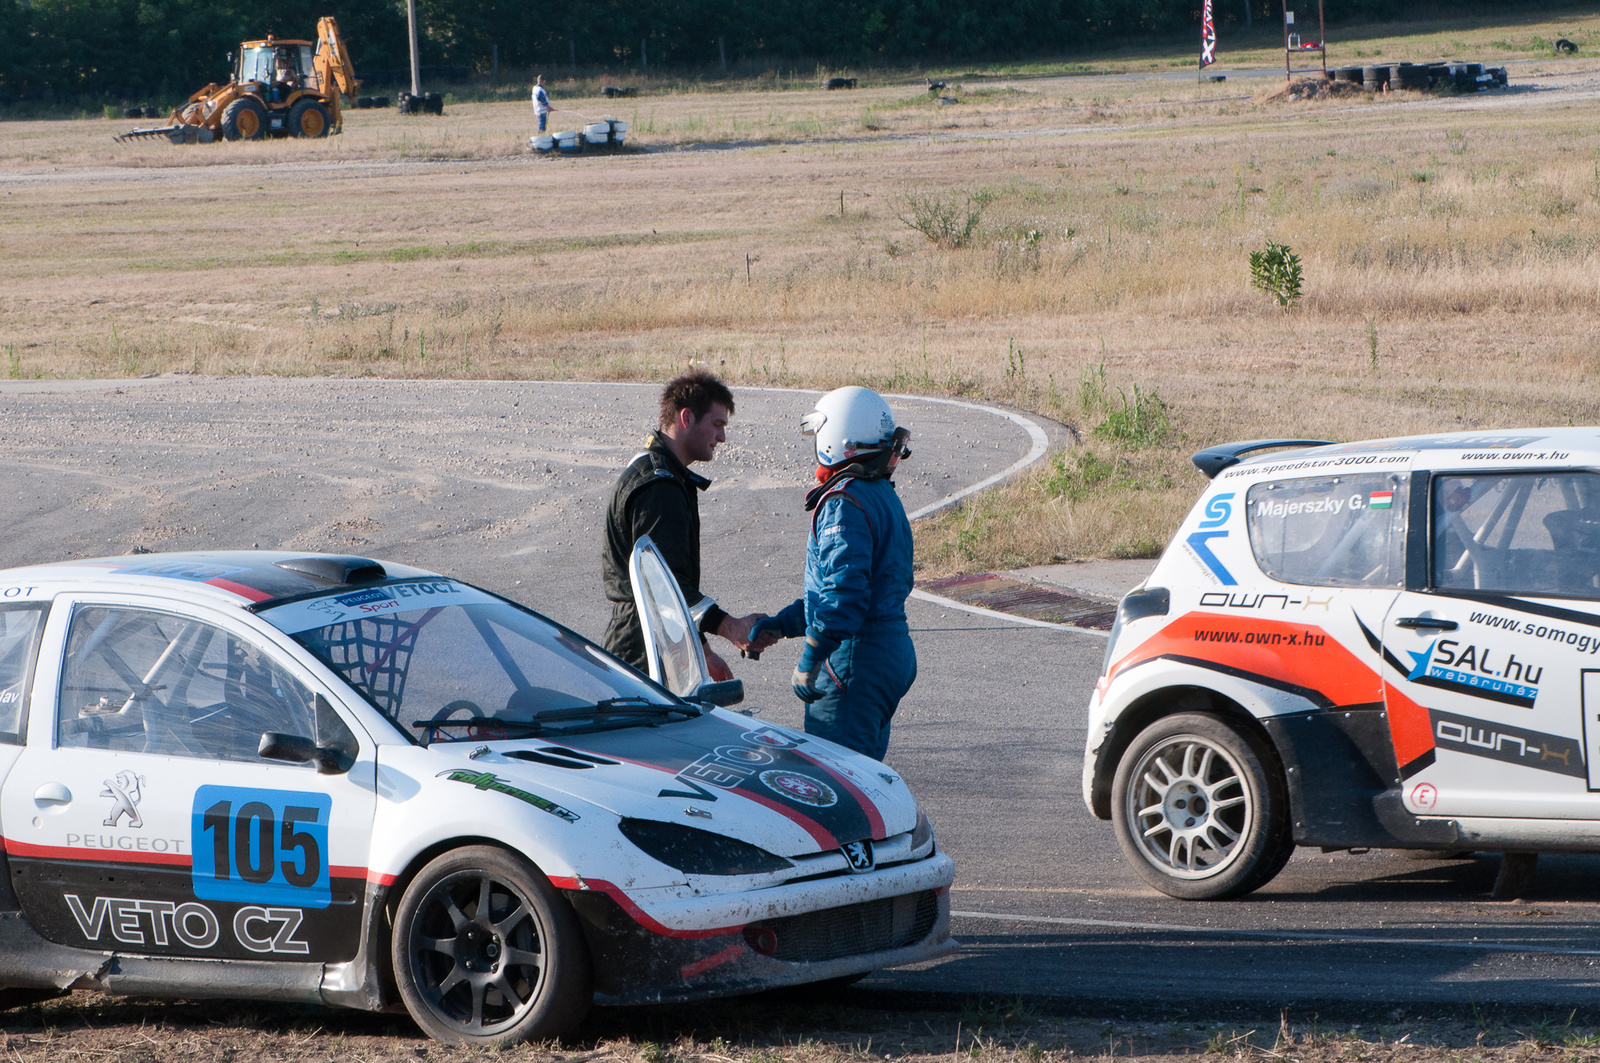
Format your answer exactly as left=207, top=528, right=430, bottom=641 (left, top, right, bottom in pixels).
left=950, top=910, right=1600, bottom=957
left=910, top=589, right=1110, bottom=637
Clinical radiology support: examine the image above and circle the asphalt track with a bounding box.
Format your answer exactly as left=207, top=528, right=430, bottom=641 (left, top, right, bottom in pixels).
left=5, top=376, right=1600, bottom=1013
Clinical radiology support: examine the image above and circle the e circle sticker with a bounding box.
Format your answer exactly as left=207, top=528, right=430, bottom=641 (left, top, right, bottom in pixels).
left=758, top=770, right=838, bottom=808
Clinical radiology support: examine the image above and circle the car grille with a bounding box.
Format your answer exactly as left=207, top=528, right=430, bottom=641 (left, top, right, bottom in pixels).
left=755, top=891, right=937, bottom=963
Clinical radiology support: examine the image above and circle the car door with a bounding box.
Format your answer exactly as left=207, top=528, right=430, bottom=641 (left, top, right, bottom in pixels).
left=0, top=595, right=377, bottom=961
left=1384, top=468, right=1600, bottom=820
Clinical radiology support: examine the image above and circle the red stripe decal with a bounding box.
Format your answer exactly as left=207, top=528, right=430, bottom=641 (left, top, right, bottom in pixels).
left=561, top=877, right=740, bottom=940
left=680, top=942, right=747, bottom=980
left=795, top=749, right=886, bottom=840
left=4, top=838, right=191, bottom=867
left=7, top=839, right=371, bottom=881
left=206, top=577, right=273, bottom=602
left=560, top=744, right=843, bottom=853
left=734, top=787, right=838, bottom=849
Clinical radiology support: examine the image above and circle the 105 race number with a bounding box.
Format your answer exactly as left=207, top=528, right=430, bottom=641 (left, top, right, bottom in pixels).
left=191, top=787, right=332, bottom=908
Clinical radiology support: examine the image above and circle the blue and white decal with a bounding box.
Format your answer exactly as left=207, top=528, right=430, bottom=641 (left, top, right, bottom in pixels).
left=259, top=578, right=498, bottom=633
left=192, top=787, right=332, bottom=908
left=1185, top=492, right=1237, bottom=586
left=1406, top=639, right=1542, bottom=709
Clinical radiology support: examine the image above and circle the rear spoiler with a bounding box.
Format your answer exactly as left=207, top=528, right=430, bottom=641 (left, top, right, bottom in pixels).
left=1190, top=438, right=1336, bottom=480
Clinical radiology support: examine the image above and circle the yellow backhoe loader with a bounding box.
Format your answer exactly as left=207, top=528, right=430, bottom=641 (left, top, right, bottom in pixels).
left=117, top=16, right=359, bottom=143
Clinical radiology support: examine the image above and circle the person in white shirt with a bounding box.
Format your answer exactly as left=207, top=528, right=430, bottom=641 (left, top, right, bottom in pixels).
left=532, top=75, right=552, bottom=132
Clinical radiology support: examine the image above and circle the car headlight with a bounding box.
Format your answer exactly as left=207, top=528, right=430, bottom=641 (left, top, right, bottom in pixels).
left=911, top=803, right=934, bottom=853
left=618, top=818, right=793, bottom=875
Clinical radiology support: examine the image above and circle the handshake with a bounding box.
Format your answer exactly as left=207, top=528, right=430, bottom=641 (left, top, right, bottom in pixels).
left=716, top=613, right=784, bottom=656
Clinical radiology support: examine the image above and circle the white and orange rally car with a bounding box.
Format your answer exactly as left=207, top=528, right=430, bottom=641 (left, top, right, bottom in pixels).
left=1085, top=429, right=1600, bottom=899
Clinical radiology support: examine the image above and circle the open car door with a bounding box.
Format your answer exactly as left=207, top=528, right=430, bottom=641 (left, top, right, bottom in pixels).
left=629, top=535, right=743, bottom=706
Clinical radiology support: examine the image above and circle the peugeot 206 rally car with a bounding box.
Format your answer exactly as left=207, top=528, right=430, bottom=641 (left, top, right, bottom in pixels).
left=0, top=544, right=953, bottom=1045
left=1085, top=428, right=1600, bottom=900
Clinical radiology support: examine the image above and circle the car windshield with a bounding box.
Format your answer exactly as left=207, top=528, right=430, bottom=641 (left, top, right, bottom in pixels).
left=258, top=578, right=684, bottom=743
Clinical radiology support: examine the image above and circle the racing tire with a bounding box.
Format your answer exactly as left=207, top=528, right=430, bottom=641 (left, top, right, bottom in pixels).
left=220, top=96, right=268, bottom=140
left=1110, top=712, right=1290, bottom=901
left=392, top=845, right=591, bottom=1047
left=288, top=98, right=331, bottom=138
left=1361, top=65, right=1387, bottom=90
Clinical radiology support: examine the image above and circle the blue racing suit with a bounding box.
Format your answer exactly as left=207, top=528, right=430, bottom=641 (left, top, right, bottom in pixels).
left=772, top=474, right=916, bottom=761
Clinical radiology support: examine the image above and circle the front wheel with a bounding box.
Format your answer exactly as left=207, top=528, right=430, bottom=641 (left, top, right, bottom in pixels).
left=1110, top=712, right=1290, bottom=900
left=220, top=96, right=267, bottom=140
left=288, top=98, right=330, bottom=138
left=392, top=845, right=591, bottom=1046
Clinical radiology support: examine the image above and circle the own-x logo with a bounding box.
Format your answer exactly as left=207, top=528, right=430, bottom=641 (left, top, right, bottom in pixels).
left=101, top=771, right=145, bottom=828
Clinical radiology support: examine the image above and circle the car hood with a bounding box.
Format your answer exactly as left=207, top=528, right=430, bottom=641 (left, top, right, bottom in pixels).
left=432, top=711, right=912, bottom=857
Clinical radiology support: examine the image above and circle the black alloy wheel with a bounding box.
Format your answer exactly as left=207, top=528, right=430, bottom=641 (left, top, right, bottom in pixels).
left=392, top=846, right=591, bottom=1046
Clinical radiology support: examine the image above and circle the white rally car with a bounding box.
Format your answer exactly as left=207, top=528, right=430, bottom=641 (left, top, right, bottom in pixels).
left=0, top=545, right=952, bottom=1044
left=1086, top=429, right=1600, bottom=900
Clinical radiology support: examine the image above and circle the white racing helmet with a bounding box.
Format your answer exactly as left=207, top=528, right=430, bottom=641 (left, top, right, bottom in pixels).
left=801, top=386, right=901, bottom=467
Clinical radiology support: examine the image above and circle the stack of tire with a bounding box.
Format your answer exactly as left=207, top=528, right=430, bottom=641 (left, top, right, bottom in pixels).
left=1329, top=61, right=1504, bottom=92
left=353, top=96, right=392, bottom=109
left=122, top=106, right=163, bottom=119
left=398, top=92, right=444, bottom=115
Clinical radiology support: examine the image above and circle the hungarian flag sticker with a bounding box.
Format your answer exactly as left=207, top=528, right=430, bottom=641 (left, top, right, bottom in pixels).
left=1369, top=491, right=1394, bottom=509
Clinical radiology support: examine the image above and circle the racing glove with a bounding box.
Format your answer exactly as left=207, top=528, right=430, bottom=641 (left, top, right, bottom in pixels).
left=791, top=632, right=839, bottom=704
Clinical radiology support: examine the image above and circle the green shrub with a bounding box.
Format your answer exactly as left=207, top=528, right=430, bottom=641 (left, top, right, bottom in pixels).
left=896, top=190, right=994, bottom=248
left=1249, top=240, right=1303, bottom=307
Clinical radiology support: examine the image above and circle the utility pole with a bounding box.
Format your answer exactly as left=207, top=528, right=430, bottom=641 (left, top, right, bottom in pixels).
left=406, top=0, right=421, bottom=97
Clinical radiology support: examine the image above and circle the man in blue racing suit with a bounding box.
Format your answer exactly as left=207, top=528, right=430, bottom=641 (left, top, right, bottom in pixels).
left=752, top=386, right=916, bottom=761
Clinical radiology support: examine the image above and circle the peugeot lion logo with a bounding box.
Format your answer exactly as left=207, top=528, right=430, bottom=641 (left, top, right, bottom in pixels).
left=841, top=840, right=875, bottom=874
left=100, top=771, right=145, bottom=828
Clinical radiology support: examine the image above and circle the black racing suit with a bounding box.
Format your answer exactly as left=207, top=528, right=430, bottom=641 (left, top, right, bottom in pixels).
left=601, top=431, right=729, bottom=670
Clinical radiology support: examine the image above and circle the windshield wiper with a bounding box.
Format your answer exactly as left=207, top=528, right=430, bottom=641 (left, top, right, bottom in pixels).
left=531, top=697, right=701, bottom=722
left=414, top=698, right=701, bottom=742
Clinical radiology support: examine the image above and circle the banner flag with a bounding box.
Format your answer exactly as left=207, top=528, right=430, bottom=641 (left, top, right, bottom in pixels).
left=1200, top=0, right=1216, bottom=68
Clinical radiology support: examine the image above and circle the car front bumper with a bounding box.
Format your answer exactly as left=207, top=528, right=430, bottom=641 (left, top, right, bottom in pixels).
left=562, top=852, right=956, bottom=1005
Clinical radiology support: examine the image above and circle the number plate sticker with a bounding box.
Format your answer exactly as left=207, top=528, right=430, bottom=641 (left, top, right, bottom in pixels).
left=192, top=787, right=332, bottom=909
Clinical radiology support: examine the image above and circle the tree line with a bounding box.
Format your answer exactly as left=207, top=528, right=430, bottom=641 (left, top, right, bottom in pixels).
left=0, top=0, right=1561, bottom=105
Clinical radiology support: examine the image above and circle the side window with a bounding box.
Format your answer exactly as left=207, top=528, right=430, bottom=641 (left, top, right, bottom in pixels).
left=0, top=605, right=47, bottom=744
left=1246, top=473, right=1405, bottom=587
left=58, top=607, right=317, bottom=762
left=1433, top=471, right=1600, bottom=597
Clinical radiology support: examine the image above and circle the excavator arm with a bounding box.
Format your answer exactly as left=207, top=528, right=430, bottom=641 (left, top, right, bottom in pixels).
left=315, top=16, right=359, bottom=101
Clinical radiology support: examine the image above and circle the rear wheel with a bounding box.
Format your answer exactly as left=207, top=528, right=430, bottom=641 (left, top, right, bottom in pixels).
left=288, top=98, right=330, bottom=138
left=220, top=96, right=267, bottom=140
left=392, top=845, right=590, bottom=1047
left=1111, top=712, right=1290, bottom=900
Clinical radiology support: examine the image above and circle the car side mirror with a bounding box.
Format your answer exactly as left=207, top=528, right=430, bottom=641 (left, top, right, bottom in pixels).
left=690, top=679, right=744, bottom=707
left=258, top=731, right=354, bottom=775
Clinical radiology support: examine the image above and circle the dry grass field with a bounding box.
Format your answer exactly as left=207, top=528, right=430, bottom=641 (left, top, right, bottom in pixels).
left=6, top=10, right=1600, bottom=571
left=6, top=989, right=1600, bottom=1063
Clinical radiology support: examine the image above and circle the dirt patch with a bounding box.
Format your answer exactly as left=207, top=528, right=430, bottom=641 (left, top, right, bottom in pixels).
left=1260, top=78, right=1372, bottom=103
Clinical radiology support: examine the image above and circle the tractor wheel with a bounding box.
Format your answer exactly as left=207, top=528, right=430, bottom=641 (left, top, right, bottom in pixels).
left=289, top=98, right=331, bottom=138
left=220, top=97, right=268, bottom=141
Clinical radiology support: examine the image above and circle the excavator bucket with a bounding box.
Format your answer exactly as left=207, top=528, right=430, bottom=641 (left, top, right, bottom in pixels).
left=114, top=124, right=215, bottom=144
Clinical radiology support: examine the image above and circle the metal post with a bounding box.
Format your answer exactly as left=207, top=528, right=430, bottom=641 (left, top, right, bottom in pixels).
left=406, top=0, right=422, bottom=97
left=1281, top=1, right=1290, bottom=82
left=1318, top=0, right=1327, bottom=77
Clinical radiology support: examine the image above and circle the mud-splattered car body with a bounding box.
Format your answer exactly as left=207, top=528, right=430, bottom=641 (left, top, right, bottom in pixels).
left=0, top=550, right=952, bottom=1044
